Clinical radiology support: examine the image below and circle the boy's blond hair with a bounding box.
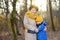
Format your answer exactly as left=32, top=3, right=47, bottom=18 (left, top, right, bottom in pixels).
left=36, top=16, right=43, bottom=23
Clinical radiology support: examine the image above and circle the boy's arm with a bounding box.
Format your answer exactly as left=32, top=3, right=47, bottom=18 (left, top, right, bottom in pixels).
left=38, top=21, right=47, bottom=31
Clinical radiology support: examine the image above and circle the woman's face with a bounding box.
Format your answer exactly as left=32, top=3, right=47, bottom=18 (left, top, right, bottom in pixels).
left=30, top=8, right=37, bottom=14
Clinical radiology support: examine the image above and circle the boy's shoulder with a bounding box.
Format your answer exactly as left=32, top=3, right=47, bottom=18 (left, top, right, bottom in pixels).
left=42, top=21, right=47, bottom=26
left=38, top=21, right=47, bottom=26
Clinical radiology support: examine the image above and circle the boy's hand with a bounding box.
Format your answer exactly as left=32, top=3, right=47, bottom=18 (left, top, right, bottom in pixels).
left=34, top=29, right=38, bottom=32
left=44, top=27, right=47, bottom=31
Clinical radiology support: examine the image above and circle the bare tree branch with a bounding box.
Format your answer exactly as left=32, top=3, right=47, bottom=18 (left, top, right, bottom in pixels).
left=0, top=6, right=6, bottom=9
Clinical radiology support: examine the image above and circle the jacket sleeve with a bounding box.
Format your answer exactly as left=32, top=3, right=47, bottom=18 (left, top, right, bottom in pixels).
left=23, top=16, right=35, bottom=30
left=38, top=21, right=47, bottom=31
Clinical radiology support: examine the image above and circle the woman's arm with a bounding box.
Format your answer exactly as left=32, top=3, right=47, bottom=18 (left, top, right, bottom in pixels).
left=23, top=16, right=34, bottom=30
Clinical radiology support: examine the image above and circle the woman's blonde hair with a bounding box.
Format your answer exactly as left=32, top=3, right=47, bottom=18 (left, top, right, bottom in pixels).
left=29, top=5, right=38, bottom=11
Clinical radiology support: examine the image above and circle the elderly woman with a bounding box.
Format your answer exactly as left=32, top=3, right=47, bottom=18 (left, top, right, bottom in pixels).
left=23, top=5, right=38, bottom=40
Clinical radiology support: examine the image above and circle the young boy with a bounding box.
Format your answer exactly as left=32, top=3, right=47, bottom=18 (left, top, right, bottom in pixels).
left=35, top=16, right=47, bottom=40
left=28, top=16, right=48, bottom=40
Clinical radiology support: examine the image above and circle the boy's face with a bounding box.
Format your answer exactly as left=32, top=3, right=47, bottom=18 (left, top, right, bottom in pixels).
left=36, top=22, right=41, bottom=24
left=30, top=8, right=37, bottom=14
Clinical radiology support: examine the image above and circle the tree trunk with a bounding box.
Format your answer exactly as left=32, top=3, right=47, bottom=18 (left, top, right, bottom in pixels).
left=49, top=0, right=56, bottom=31
left=5, top=0, right=9, bottom=17
left=21, top=0, right=27, bottom=19
left=20, top=0, right=27, bottom=29
left=5, top=0, right=9, bottom=32
left=10, top=0, right=17, bottom=40
left=30, top=0, right=32, bottom=6
left=59, top=0, right=60, bottom=11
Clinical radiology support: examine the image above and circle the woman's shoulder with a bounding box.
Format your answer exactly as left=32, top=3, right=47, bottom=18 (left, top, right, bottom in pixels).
left=25, top=11, right=31, bottom=16
left=25, top=11, right=31, bottom=14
